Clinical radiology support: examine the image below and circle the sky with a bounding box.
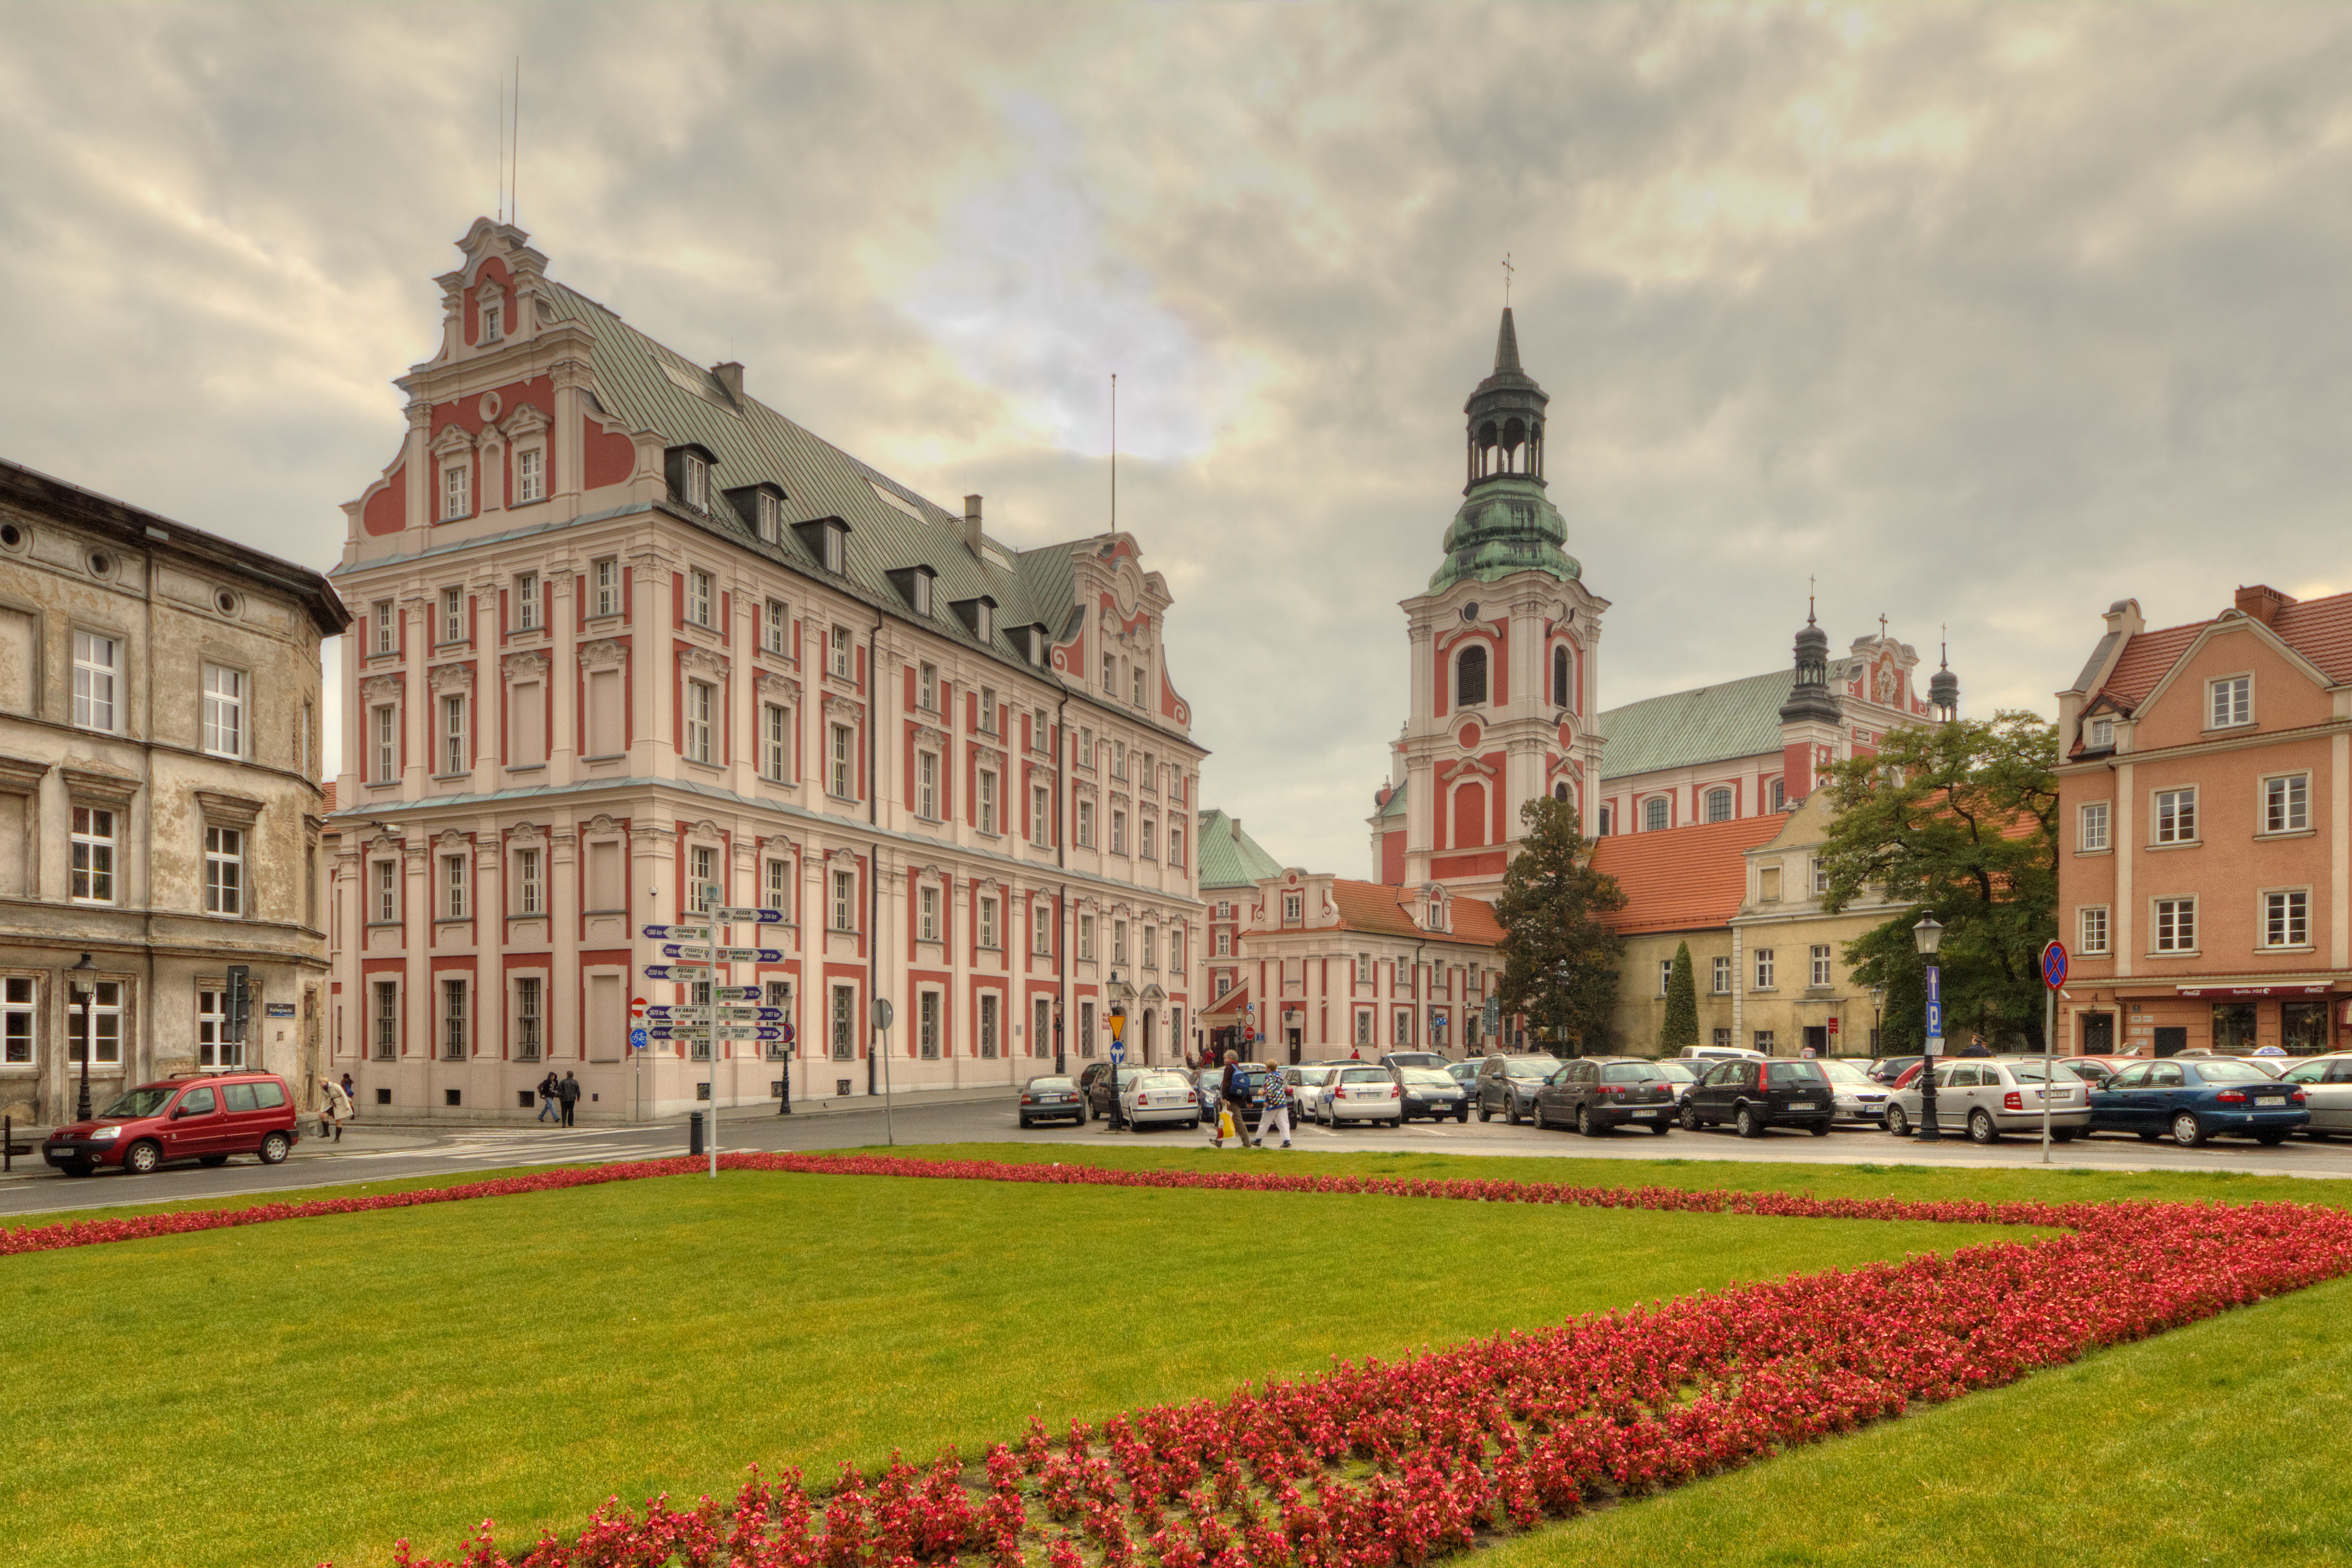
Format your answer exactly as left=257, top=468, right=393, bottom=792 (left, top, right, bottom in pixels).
left=7, top=4, right=2352, bottom=874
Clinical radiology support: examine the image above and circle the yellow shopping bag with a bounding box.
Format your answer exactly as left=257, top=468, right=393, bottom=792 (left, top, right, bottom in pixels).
left=1217, top=1109, right=1236, bottom=1141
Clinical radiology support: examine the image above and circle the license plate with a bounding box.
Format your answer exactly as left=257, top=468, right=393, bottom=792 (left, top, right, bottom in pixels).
left=1787, top=1102, right=1816, bottom=1111
left=2257, top=1095, right=2285, bottom=1106
left=1632, top=1109, right=1657, bottom=1119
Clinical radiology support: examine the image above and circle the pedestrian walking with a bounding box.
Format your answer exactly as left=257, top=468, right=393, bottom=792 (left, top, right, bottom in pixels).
left=557, top=1070, right=581, bottom=1126
left=340, top=1072, right=358, bottom=1116
left=536, top=1070, right=561, bottom=1123
left=316, top=1076, right=352, bottom=1143
left=1257, top=1067, right=1294, bottom=1149
left=1214, top=1049, right=1244, bottom=1149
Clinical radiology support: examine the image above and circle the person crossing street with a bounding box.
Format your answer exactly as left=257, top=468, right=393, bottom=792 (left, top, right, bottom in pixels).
left=1255, top=1064, right=1294, bottom=1149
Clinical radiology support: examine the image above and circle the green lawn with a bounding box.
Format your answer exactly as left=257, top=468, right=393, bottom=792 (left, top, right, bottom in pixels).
left=1, top=1156, right=2025, bottom=1568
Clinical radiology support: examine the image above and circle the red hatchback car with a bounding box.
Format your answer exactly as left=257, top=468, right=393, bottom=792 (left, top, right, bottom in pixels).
left=43, top=1072, right=301, bottom=1176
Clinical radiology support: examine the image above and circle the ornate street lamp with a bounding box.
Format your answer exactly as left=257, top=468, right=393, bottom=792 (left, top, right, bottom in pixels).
left=69, top=953, right=96, bottom=1122
left=1912, top=916, right=1945, bottom=1141
left=1869, top=985, right=1885, bottom=1055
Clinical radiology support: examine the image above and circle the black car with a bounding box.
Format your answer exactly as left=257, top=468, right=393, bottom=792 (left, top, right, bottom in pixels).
left=1017, top=1075, right=1085, bottom=1128
left=1681, top=1057, right=1836, bottom=1137
left=1866, top=1056, right=1926, bottom=1087
left=1475, top=1054, right=1561, bottom=1123
left=1391, top=1065, right=1469, bottom=1122
left=1078, top=1062, right=1148, bottom=1120
left=1533, top=1058, right=1676, bottom=1136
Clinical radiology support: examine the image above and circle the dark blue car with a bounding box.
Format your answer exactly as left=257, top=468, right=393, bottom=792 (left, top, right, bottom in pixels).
left=2089, top=1057, right=2309, bottom=1147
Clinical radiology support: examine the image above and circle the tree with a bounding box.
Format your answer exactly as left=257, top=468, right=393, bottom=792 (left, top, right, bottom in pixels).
left=1495, top=795, right=1628, bottom=1054
left=1815, top=711, right=2060, bottom=1050
left=1659, top=940, right=1698, bottom=1053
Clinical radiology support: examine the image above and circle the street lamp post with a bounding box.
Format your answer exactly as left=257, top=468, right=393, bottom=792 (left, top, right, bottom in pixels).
left=69, top=952, right=95, bottom=1122
left=1912, top=915, right=1945, bottom=1141
left=1107, top=972, right=1133, bottom=1132
left=1869, top=985, right=1885, bottom=1055
left=1052, top=998, right=1065, bottom=1077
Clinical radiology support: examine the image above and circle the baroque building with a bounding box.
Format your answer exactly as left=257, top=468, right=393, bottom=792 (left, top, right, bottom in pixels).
left=324, top=220, right=1203, bottom=1119
left=0, top=461, right=346, bottom=1125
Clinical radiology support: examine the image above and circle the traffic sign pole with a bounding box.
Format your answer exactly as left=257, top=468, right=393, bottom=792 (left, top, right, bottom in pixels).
left=2041, top=939, right=2069, bottom=1166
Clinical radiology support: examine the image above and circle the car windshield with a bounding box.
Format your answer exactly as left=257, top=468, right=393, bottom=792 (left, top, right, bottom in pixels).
left=1996, top=1060, right=2057, bottom=1083
left=1653, top=1061, right=1698, bottom=1082
left=1815, top=1060, right=1871, bottom=1084
left=1399, top=1068, right=1454, bottom=1086
left=1766, top=1062, right=1828, bottom=1086
left=1135, top=1073, right=1189, bottom=1090
left=1503, top=1059, right=1555, bottom=1078
left=2062, top=1060, right=2111, bottom=1081
left=98, top=1086, right=175, bottom=1119
left=2193, top=1060, right=2274, bottom=1085
left=1340, top=1067, right=1388, bottom=1084
left=1599, top=1063, right=1659, bottom=1084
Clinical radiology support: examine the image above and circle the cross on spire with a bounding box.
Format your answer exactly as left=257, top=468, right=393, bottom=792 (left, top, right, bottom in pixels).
left=1807, top=575, right=1816, bottom=626
left=1878, top=612, right=1889, bottom=641
left=1502, top=252, right=1514, bottom=307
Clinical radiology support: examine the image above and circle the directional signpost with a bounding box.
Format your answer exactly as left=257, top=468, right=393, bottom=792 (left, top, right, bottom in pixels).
left=2040, top=939, right=2069, bottom=1165
left=644, top=884, right=795, bottom=1176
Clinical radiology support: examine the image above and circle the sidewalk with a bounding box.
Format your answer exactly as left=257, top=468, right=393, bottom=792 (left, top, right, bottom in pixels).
left=348, top=1083, right=1020, bottom=1133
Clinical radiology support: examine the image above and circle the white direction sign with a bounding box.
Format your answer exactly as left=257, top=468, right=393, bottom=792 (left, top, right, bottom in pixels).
left=643, top=924, right=712, bottom=942
left=713, top=1006, right=762, bottom=1023
left=714, top=946, right=784, bottom=963
left=718, top=906, right=786, bottom=925
left=662, top=943, right=714, bottom=960
left=715, top=985, right=763, bottom=1001
left=664, top=963, right=713, bottom=981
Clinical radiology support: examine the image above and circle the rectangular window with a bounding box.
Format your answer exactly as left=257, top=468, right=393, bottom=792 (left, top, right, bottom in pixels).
left=979, top=687, right=997, bottom=734
left=979, top=897, right=999, bottom=950
left=373, top=704, right=397, bottom=783
left=2155, top=788, right=2197, bottom=844
left=1114, top=920, right=1129, bottom=966
left=2264, top=890, right=2311, bottom=949
left=1355, top=1010, right=1374, bottom=1047
left=1141, top=818, right=1157, bottom=861
left=1657, top=958, right=1671, bottom=997
left=1143, top=928, right=1157, bottom=970
left=2265, top=774, right=2310, bottom=834
left=443, top=464, right=469, bottom=521
left=1033, top=901, right=1053, bottom=956
left=202, top=664, right=245, bottom=757
left=373, top=860, right=397, bottom=924
left=980, top=994, right=1000, bottom=1059
left=2209, top=675, right=2252, bottom=728
left=593, top=558, right=620, bottom=617
left=1284, top=892, right=1302, bottom=924
left=437, top=694, right=468, bottom=775
left=832, top=869, right=855, bottom=931
left=829, top=626, right=853, bottom=680
left=978, top=770, right=997, bottom=835
left=2079, top=905, right=2110, bottom=956
left=1133, top=666, right=1146, bottom=705
left=514, top=571, right=539, bottom=628
left=1080, top=1000, right=1097, bottom=1058
left=1079, top=727, right=1093, bottom=767
left=1079, top=914, right=1096, bottom=961
left=440, top=586, right=464, bottom=644
left=515, top=847, right=541, bottom=916
left=205, top=827, right=243, bottom=916
left=1077, top=799, right=1095, bottom=848
left=1111, top=810, right=1127, bottom=856
left=372, top=980, right=399, bottom=1059
left=684, top=679, right=715, bottom=764
left=689, top=846, right=717, bottom=913
left=917, top=751, right=939, bottom=820
left=3, top=977, right=32, bottom=1065
left=919, top=991, right=942, bottom=1059
left=918, top=661, right=937, bottom=710
left=766, top=858, right=789, bottom=920
left=1102, top=652, right=1116, bottom=692
left=1712, top=956, right=1731, bottom=994
left=1035, top=996, right=1053, bottom=1059
left=831, top=985, right=856, bottom=1061
left=1215, top=931, right=1231, bottom=957
left=1811, top=859, right=1828, bottom=896
left=687, top=568, right=714, bottom=628
left=1810, top=945, right=1832, bottom=987
left=371, top=600, right=396, bottom=655
left=1169, top=826, right=1184, bottom=867
left=919, top=884, right=940, bottom=942
left=829, top=724, right=853, bottom=798
left=442, top=978, right=468, bottom=1060
left=1169, top=927, right=1184, bottom=971
left=764, top=598, right=788, bottom=654
left=1755, top=948, right=1775, bottom=989
left=72, top=630, right=117, bottom=731
left=762, top=704, right=789, bottom=782
left=2089, top=717, right=2114, bottom=748
left=196, top=986, right=237, bottom=1068
left=1113, top=742, right=1127, bottom=780
left=2155, top=898, right=2197, bottom=953
left=756, top=490, right=780, bottom=542
left=678, top=451, right=708, bottom=510
left=516, top=448, right=544, bottom=504
left=1031, top=785, right=1050, bottom=846
left=2079, top=801, right=2110, bottom=853
left=442, top=853, right=466, bottom=919
left=513, top=977, right=543, bottom=1061
left=1753, top=1029, right=1775, bottom=1054
left=70, top=806, right=115, bottom=904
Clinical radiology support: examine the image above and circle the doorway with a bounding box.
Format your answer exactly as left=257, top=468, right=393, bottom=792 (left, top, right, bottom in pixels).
left=1140, top=1011, right=1154, bottom=1065
left=1286, top=1028, right=1302, bottom=1062
left=2154, top=1026, right=2188, bottom=1057
left=2080, top=1012, right=2115, bottom=1054
left=1803, top=1025, right=1829, bottom=1055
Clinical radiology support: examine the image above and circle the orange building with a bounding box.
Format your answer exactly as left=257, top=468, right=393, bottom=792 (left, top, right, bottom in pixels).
left=2055, top=587, right=2352, bottom=1058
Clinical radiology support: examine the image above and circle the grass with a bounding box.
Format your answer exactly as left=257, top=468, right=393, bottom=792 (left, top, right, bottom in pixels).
left=0, top=1155, right=2025, bottom=1568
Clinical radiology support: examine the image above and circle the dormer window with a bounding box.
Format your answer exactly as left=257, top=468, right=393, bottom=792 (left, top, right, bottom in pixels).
left=756, top=489, right=780, bottom=542
left=2089, top=717, right=2113, bottom=749
left=887, top=565, right=937, bottom=617
left=481, top=304, right=502, bottom=343
left=950, top=596, right=998, bottom=643
left=666, top=448, right=711, bottom=512
left=792, top=516, right=852, bottom=575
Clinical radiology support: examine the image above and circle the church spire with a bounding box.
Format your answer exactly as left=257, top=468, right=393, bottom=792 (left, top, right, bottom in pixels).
left=1778, top=599, right=1841, bottom=725
left=1428, top=303, right=1578, bottom=593
left=1929, top=626, right=1961, bottom=721
left=1493, top=306, right=1523, bottom=376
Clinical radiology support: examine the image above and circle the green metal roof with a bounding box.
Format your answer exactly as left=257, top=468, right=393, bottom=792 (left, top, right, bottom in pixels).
left=1426, top=477, right=1580, bottom=593
left=1593, top=660, right=1855, bottom=780
left=1377, top=781, right=1408, bottom=820
left=1196, top=808, right=1287, bottom=889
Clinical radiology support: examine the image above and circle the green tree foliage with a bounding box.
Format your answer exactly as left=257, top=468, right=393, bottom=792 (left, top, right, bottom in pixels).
left=1816, top=712, right=2060, bottom=1049
left=1659, top=940, right=1699, bottom=1052
left=1496, top=796, right=1628, bottom=1054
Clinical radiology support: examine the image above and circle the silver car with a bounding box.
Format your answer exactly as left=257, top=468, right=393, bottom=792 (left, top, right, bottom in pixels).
left=1328, top=1064, right=1403, bottom=1126
left=1884, top=1056, right=2091, bottom=1143
left=1816, top=1058, right=1889, bottom=1124
left=1287, top=1064, right=1340, bottom=1123
left=2278, top=1053, right=2352, bottom=1135
left=1122, top=1070, right=1204, bottom=1130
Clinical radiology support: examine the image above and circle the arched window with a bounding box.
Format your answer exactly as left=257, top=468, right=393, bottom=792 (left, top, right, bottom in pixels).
left=1770, top=778, right=1787, bottom=811
left=1643, top=797, right=1669, bottom=833
left=1453, top=782, right=1487, bottom=847
left=1553, top=782, right=1570, bottom=803
left=1552, top=645, right=1570, bottom=710
left=1456, top=643, right=1488, bottom=708
left=1706, top=788, right=1732, bottom=823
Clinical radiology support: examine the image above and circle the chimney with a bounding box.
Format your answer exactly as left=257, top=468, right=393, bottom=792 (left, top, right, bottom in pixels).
left=711, top=362, right=744, bottom=402
left=1230, top=818, right=1241, bottom=840
left=2234, top=584, right=2292, bottom=626
left=963, top=494, right=984, bottom=556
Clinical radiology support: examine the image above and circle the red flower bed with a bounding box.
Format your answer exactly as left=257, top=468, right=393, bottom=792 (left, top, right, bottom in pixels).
left=14, top=1155, right=2347, bottom=1568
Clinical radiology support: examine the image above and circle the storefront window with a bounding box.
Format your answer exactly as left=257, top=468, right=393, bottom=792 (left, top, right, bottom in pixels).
left=2282, top=1000, right=2330, bottom=1055
left=2211, top=1003, right=2258, bottom=1053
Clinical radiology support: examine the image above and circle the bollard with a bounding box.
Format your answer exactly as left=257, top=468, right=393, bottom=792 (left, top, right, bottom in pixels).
left=688, top=1111, right=705, bottom=1158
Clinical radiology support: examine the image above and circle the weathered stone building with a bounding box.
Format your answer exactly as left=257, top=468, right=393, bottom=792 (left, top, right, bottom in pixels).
left=0, top=461, right=347, bottom=1125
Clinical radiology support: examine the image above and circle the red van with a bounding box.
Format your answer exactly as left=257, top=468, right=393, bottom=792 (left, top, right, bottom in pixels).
left=43, top=1072, right=301, bottom=1176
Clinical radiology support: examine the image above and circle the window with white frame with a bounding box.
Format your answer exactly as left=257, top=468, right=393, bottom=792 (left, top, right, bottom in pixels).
left=979, top=686, right=997, bottom=734
left=1142, top=926, right=1158, bottom=971
left=1132, top=665, right=1146, bottom=706
left=2155, top=788, right=2197, bottom=844
left=1811, top=859, right=1830, bottom=896
left=689, top=847, right=718, bottom=913
left=919, top=990, right=942, bottom=1059
left=764, top=981, right=792, bottom=1059
left=1770, top=779, right=1786, bottom=811
left=513, top=976, right=542, bottom=1061
left=2264, top=890, right=2311, bottom=949
left=1644, top=797, right=1669, bottom=832
left=515, top=847, right=541, bottom=916
left=443, top=462, right=470, bottom=521
left=1113, top=919, right=1129, bottom=965
left=687, top=568, right=714, bottom=628
left=1753, top=1029, right=1775, bottom=1053
left=1810, top=945, right=1832, bottom=987
left=1712, top=956, right=1732, bottom=994
left=684, top=679, right=715, bottom=764
left=979, top=993, right=1000, bottom=1058
left=68, top=979, right=123, bottom=1066
left=441, top=978, right=468, bottom=1059
left=1113, top=741, right=1126, bottom=780
left=2079, top=801, right=2110, bottom=853
left=1215, top=973, right=1232, bottom=1000
left=2088, top=716, right=2114, bottom=748
left=514, top=571, right=539, bottom=628
left=1169, top=927, right=1184, bottom=970
left=829, top=724, right=853, bottom=798
left=677, top=450, right=709, bottom=510
left=204, top=826, right=243, bottom=916
left=373, top=860, right=397, bottom=924
left=979, top=896, right=999, bottom=950
left=919, top=883, right=940, bottom=942
left=1754, top=948, right=1775, bottom=989
left=831, top=869, right=856, bottom=931
left=2078, top=905, right=2110, bottom=956
left=1079, top=913, right=1096, bottom=961
left=1111, top=809, right=1127, bottom=855
left=2209, top=675, right=2251, bottom=729
left=441, top=695, right=468, bottom=774
left=72, top=630, right=117, bottom=730
left=1215, top=931, right=1230, bottom=957
left=1033, top=901, right=1053, bottom=955
left=762, top=704, right=790, bottom=782
left=916, top=751, right=939, bottom=820
left=439, top=586, right=464, bottom=644
left=371, top=600, right=396, bottom=655
left=202, top=664, right=245, bottom=757
left=1705, top=788, right=1732, bottom=823
left=1140, top=818, right=1156, bottom=861
left=196, top=986, right=237, bottom=1068
left=1167, top=823, right=1186, bottom=867
left=918, top=662, right=937, bottom=710
left=371, top=980, right=399, bottom=1059
left=1355, top=1010, right=1374, bottom=1047
left=978, top=769, right=998, bottom=835
left=1284, top=892, right=1302, bottom=924
left=1077, top=799, right=1095, bottom=848
left=2, top=977, right=31, bottom=1065
left=763, top=599, right=788, bottom=654
left=829, top=625, right=852, bottom=680
left=1031, top=785, right=1050, bottom=846
left=1102, top=652, right=1116, bottom=692
left=2265, top=774, right=2310, bottom=834
left=441, top=852, right=466, bottom=919
left=1657, top=958, right=1671, bottom=996
left=593, top=558, right=620, bottom=617
left=2154, top=897, right=2197, bottom=953
left=831, top=984, right=855, bottom=1060
left=755, top=489, right=780, bottom=542
left=373, top=704, right=397, bottom=783
left=481, top=301, right=502, bottom=342
left=70, top=806, right=115, bottom=904
left=766, top=857, right=789, bottom=921
left=516, top=448, right=544, bottom=505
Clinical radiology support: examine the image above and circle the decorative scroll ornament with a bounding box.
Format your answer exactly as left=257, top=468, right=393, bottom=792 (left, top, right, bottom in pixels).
left=756, top=672, right=800, bottom=702
left=502, top=650, right=549, bottom=682
left=427, top=663, right=474, bottom=694
left=360, top=675, right=403, bottom=704
left=577, top=638, right=628, bottom=671
left=680, top=646, right=730, bottom=681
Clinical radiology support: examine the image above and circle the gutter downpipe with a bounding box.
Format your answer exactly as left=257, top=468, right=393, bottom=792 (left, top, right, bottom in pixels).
left=867, top=615, right=882, bottom=1100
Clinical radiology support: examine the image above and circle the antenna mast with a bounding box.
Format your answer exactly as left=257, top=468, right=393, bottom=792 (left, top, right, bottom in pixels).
left=1110, top=373, right=1118, bottom=532
left=510, top=57, right=521, bottom=226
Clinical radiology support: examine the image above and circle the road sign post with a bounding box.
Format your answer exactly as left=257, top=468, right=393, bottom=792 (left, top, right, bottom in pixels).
left=2040, top=939, right=2069, bottom=1165
left=873, top=996, right=896, bottom=1146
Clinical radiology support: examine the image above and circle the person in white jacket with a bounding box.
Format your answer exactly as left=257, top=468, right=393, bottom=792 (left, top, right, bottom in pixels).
left=317, top=1076, right=354, bottom=1143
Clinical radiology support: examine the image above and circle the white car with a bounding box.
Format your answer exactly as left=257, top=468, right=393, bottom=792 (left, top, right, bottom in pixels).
left=1326, top=1064, right=1404, bottom=1126
left=1884, top=1056, right=2090, bottom=1143
left=1122, top=1070, right=1203, bottom=1130
left=1815, top=1058, right=1889, bottom=1124
left=1286, top=1065, right=1340, bottom=1123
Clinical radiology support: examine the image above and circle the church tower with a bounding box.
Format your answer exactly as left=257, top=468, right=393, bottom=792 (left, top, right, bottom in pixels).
left=1371, top=309, right=1610, bottom=899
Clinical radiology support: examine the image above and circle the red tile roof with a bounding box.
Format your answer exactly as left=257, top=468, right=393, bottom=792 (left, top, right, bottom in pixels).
left=1200, top=979, right=1250, bottom=1021
left=2102, top=590, right=2352, bottom=708
left=321, top=782, right=338, bottom=814
left=1328, top=879, right=1506, bottom=946
left=1590, top=815, right=1787, bottom=936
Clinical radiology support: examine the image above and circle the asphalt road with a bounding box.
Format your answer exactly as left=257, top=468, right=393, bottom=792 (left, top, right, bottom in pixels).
left=8, top=1095, right=2352, bottom=1219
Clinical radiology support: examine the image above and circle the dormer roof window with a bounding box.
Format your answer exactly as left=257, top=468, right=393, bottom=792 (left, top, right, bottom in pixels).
left=725, top=482, right=787, bottom=543
left=887, top=565, right=937, bottom=617
left=1007, top=623, right=1052, bottom=666
left=481, top=303, right=502, bottom=343
left=951, top=595, right=998, bottom=644
left=792, top=516, right=851, bottom=575
left=665, top=445, right=715, bottom=512
left=2089, top=717, right=2113, bottom=750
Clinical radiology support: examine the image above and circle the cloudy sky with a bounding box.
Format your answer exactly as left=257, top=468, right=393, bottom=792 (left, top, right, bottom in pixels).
left=6, top=4, right=2352, bottom=872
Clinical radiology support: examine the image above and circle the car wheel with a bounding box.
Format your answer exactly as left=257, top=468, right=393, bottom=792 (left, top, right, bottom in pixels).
left=258, top=1131, right=291, bottom=1165
left=1506, top=1097, right=1523, bottom=1126
left=1968, top=1110, right=1999, bottom=1145
left=1736, top=1105, right=1763, bottom=1139
left=2172, top=1112, right=2206, bottom=1148
left=2307, top=1128, right=2331, bottom=1141
left=1809, top=1119, right=1833, bottom=1137
left=1576, top=1105, right=1598, bottom=1137
left=2051, top=1129, right=2078, bottom=1143
left=1532, top=1102, right=1548, bottom=1130
left=1884, top=1104, right=1910, bottom=1137
left=1478, top=1100, right=1492, bottom=1122
left=61, top=1158, right=94, bottom=1177
left=1649, top=1120, right=1672, bottom=1136
left=124, top=1139, right=162, bottom=1175
left=2256, top=1130, right=2290, bottom=1146
left=198, top=1154, right=230, bottom=1167
left=1681, top=1102, right=1703, bottom=1132
left=1456, top=1107, right=1469, bottom=1122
